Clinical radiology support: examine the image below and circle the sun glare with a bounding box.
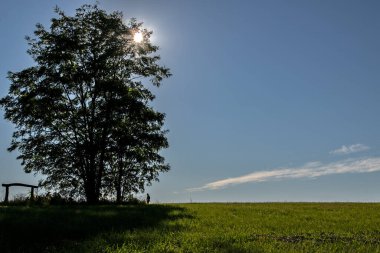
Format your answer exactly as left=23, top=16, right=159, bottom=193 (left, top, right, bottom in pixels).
left=133, top=32, right=143, bottom=43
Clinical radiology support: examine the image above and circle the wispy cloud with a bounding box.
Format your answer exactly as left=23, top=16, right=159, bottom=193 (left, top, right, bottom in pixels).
left=330, top=144, right=369, bottom=155
left=188, top=157, right=380, bottom=192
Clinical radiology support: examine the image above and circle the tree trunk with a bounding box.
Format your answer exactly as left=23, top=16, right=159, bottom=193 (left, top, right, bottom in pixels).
left=116, top=185, right=122, bottom=203
left=84, top=164, right=99, bottom=204
left=115, top=155, right=123, bottom=203
left=85, top=181, right=98, bottom=204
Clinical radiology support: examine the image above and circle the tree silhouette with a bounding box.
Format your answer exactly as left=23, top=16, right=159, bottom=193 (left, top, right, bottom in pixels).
left=0, top=4, right=171, bottom=203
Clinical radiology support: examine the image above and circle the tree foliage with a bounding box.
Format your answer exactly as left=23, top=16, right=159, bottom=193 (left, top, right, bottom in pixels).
left=0, top=5, right=171, bottom=203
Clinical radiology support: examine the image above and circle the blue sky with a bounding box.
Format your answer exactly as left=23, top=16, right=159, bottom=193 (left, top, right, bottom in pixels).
left=1, top=0, right=380, bottom=202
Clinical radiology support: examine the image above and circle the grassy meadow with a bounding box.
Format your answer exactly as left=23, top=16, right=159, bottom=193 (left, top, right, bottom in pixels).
left=1, top=203, right=380, bottom=252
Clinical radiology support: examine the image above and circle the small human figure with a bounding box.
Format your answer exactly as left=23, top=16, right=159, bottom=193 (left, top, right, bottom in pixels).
left=146, top=193, right=150, bottom=204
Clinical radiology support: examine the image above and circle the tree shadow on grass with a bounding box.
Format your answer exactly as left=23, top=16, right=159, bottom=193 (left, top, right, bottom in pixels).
left=0, top=204, right=193, bottom=253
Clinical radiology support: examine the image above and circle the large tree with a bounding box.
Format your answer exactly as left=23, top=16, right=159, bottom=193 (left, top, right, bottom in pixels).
left=0, top=5, right=171, bottom=203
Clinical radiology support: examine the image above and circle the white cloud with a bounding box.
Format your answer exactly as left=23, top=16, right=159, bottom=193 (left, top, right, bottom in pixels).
left=330, top=144, right=369, bottom=155
left=187, top=157, right=380, bottom=192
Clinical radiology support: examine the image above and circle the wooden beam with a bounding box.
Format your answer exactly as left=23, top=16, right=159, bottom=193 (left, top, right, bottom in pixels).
left=2, top=183, right=38, bottom=188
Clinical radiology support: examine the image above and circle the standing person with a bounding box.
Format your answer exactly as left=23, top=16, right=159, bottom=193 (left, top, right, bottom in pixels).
left=146, top=193, right=150, bottom=204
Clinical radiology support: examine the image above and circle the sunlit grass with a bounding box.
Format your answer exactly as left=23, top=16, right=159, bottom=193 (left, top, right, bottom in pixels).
left=1, top=203, right=380, bottom=252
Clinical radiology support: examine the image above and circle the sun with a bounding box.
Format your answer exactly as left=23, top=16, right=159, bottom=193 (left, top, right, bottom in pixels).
left=133, top=32, right=143, bottom=43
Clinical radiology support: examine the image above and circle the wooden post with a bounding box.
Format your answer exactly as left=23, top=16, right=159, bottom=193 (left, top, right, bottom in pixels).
left=4, top=186, right=9, bottom=203
left=30, top=187, right=34, bottom=201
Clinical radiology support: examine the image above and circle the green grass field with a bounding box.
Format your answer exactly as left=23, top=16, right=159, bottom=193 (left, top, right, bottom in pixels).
left=1, top=203, right=380, bottom=252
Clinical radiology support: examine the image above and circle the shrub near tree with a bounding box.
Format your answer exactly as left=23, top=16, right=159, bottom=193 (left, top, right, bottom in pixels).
left=0, top=5, right=171, bottom=203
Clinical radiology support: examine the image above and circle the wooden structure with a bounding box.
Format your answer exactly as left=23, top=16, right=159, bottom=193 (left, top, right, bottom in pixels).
left=2, top=183, right=38, bottom=202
